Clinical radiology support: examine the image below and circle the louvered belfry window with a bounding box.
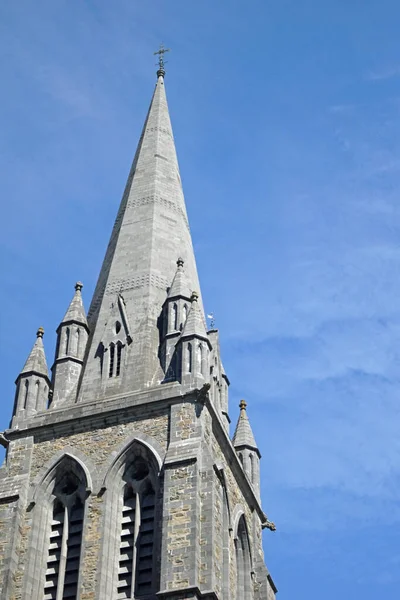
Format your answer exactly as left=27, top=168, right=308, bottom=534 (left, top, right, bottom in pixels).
left=44, top=472, right=85, bottom=600
left=117, top=458, right=155, bottom=599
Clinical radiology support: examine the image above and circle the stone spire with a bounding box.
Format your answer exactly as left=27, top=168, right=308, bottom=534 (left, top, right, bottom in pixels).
left=61, top=281, right=88, bottom=327
left=232, top=400, right=261, bottom=497
left=78, top=71, right=202, bottom=400
left=20, top=327, right=49, bottom=379
left=180, top=292, right=208, bottom=341
left=167, top=258, right=191, bottom=301
left=232, top=400, right=259, bottom=451
left=12, top=328, right=50, bottom=423
left=51, top=283, right=89, bottom=406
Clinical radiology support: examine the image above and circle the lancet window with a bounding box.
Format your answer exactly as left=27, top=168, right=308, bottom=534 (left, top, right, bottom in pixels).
left=109, top=342, right=124, bottom=378
left=235, top=515, right=252, bottom=599
left=117, top=457, right=156, bottom=598
left=187, top=342, right=193, bottom=373
left=26, top=456, right=89, bottom=600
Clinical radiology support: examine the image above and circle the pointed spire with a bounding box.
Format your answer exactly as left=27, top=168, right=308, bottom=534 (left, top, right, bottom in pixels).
left=61, top=282, right=88, bottom=328
left=232, top=400, right=259, bottom=452
left=180, top=292, right=208, bottom=341
left=167, top=258, right=192, bottom=300
left=79, top=71, right=203, bottom=397
left=20, top=327, right=50, bottom=379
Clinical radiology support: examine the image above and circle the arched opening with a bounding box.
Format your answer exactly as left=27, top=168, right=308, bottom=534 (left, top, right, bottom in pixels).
left=98, top=440, right=161, bottom=600
left=65, top=327, right=70, bottom=355
left=109, top=343, right=115, bottom=378
left=118, top=465, right=155, bottom=599
left=187, top=343, right=193, bottom=373
left=35, top=380, right=40, bottom=410
left=182, top=304, right=188, bottom=329
left=27, top=455, right=89, bottom=600
left=116, top=342, right=123, bottom=377
left=235, top=515, right=252, bottom=599
left=23, top=380, right=29, bottom=410
left=172, top=303, right=178, bottom=331
left=75, top=328, right=80, bottom=356
left=249, top=454, right=254, bottom=484
left=197, top=343, right=203, bottom=375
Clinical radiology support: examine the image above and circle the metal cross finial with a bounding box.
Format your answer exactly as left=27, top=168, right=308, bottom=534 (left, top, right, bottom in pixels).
left=154, top=43, right=170, bottom=76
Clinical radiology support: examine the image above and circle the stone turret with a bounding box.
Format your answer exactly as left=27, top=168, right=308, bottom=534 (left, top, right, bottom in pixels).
left=12, top=327, right=50, bottom=424
left=178, top=291, right=212, bottom=388
left=161, top=258, right=192, bottom=379
left=233, top=399, right=261, bottom=497
left=51, top=282, right=89, bottom=406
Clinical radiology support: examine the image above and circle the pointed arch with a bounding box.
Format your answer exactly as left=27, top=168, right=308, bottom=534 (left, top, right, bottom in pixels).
left=116, top=341, right=123, bottom=377
left=109, top=342, right=115, bottom=377
left=197, top=343, right=204, bottom=375
left=172, top=302, right=178, bottom=330
left=24, top=453, right=91, bottom=599
left=187, top=342, right=193, bottom=373
left=182, top=303, right=188, bottom=327
left=65, top=327, right=70, bottom=355
left=35, top=380, right=40, bottom=410
left=97, top=435, right=164, bottom=600
left=75, top=327, right=81, bottom=356
left=23, top=379, right=29, bottom=410
left=233, top=512, right=253, bottom=600
left=249, top=453, right=255, bottom=484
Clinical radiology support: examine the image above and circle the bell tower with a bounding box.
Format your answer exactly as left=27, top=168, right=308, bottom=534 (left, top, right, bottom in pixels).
left=0, top=59, right=277, bottom=600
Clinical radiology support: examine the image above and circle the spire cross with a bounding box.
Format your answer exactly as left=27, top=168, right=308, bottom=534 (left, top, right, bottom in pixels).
left=154, top=43, right=170, bottom=75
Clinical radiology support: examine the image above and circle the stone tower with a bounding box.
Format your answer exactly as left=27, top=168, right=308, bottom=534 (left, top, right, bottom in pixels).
left=0, top=65, right=277, bottom=600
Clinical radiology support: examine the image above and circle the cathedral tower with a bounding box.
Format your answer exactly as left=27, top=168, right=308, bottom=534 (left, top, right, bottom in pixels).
left=0, top=62, right=277, bottom=600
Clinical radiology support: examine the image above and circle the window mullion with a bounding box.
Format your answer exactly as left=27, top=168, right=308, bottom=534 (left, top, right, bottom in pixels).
left=131, top=493, right=141, bottom=599
left=56, top=504, right=69, bottom=600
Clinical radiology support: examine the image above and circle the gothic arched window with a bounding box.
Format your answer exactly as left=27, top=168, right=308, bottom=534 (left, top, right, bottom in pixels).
left=197, top=343, right=203, bottom=375
left=65, top=327, right=70, bottom=355
left=116, top=342, right=123, bottom=377
left=35, top=380, right=40, bottom=410
left=172, top=303, right=178, bottom=330
left=24, top=455, right=90, bottom=600
left=23, top=380, right=29, bottom=410
left=249, top=454, right=255, bottom=484
left=235, top=515, right=252, bottom=600
left=118, top=459, right=155, bottom=598
left=97, top=441, right=160, bottom=600
left=109, top=343, right=115, bottom=378
left=74, top=327, right=80, bottom=356
left=187, top=343, right=193, bottom=373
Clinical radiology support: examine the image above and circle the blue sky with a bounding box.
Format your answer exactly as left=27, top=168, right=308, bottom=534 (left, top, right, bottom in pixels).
left=1, top=1, right=400, bottom=598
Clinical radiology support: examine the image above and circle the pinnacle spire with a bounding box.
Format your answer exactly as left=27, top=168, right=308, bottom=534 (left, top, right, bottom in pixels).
left=19, top=328, right=50, bottom=379
left=79, top=72, right=203, bottom=398
left=232, top=399, right=259, bottom=452
left=167, top=258, right=192, bottom=300
left=180, top=292, right=208, bottom=341
left=61, top=282, right=88, bottom=328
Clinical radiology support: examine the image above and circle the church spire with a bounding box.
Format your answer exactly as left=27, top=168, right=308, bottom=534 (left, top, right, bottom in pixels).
left=232, top=400, right=261, bottom=497
left=12, top=328, right=50, bottom=423
left=78, top=69, right=202, bottom=400
left=20, top=327, right=49, bottom=379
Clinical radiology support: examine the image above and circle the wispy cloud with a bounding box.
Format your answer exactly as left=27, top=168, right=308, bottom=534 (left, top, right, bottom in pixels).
left=366, top=65, right=400, bottom=81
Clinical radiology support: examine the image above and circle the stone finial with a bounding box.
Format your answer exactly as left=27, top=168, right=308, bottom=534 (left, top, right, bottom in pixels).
left=239, top=399, right=247, bottom=412
left=75, top=281, right=83, bottom=292
left=190, top=291, right=199, bottom=302
left=36, top=327, right=44, bottom=338
left=177, top=257, right=184, bottom=268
